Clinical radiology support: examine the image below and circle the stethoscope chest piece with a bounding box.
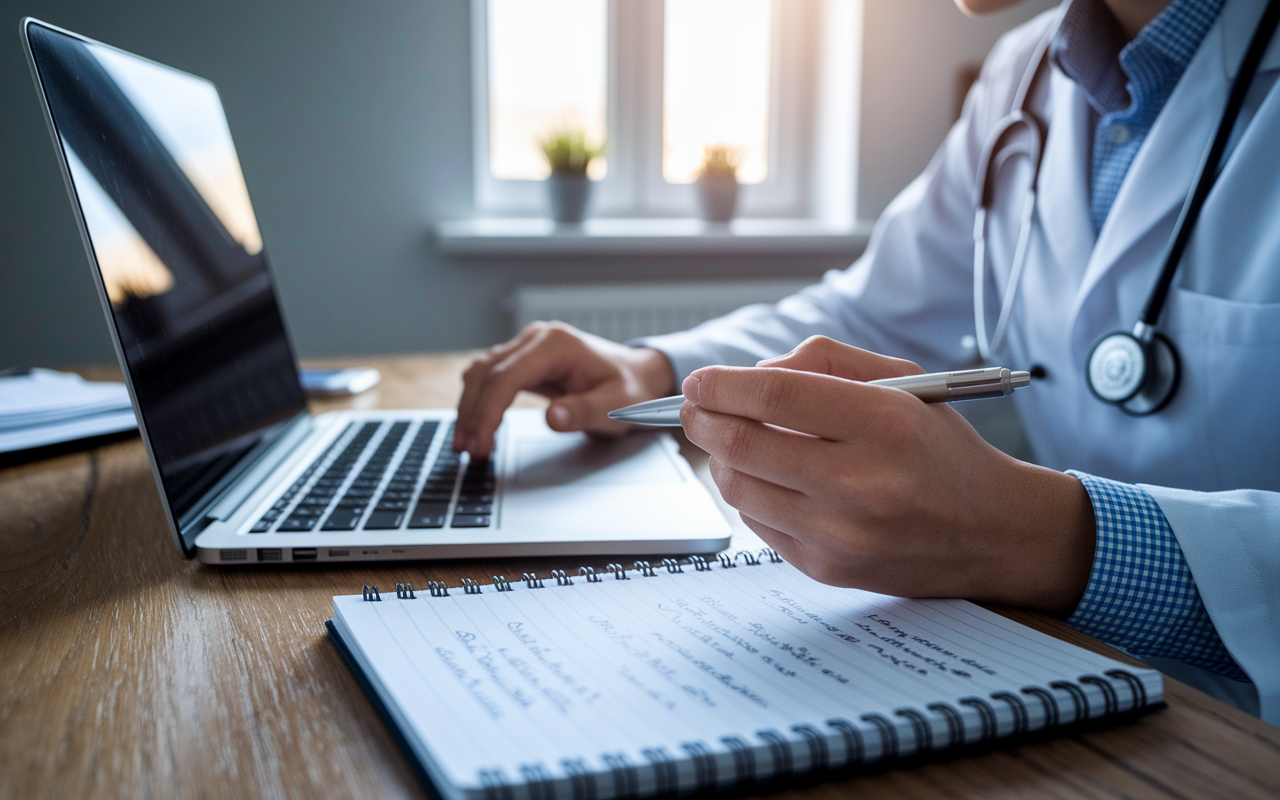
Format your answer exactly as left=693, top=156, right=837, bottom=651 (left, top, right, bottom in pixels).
left=1087, top=330, right=1180, bottom=415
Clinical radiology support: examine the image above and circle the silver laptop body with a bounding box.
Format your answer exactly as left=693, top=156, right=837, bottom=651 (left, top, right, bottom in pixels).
left=21, top=18, right=729, bottom=565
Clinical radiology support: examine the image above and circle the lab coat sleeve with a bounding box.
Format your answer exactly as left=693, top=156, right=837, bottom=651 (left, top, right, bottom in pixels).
left=1140, top=484, right=1280, bottom=726
left=636, top=15, right=1057, bottom=380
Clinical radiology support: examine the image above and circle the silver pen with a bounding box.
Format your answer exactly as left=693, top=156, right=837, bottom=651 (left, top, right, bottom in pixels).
left=607, top=367, right=1032, bottom=427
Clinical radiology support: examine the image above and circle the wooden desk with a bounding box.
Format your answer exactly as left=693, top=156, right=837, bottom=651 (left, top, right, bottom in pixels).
left=2, top=353, right=1278, bottom=799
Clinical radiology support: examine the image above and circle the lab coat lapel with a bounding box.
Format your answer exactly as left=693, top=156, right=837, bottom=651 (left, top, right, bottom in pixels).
left=1070, top=26, right=1228, bottom=342
left=1035, top=69, right=1095, bottom=280
left=1069, top=0, right=1271, bottom=360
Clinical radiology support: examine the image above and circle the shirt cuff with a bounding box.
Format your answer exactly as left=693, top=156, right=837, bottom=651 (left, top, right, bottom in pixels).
left=1065, top=471, right=1248, bottom=682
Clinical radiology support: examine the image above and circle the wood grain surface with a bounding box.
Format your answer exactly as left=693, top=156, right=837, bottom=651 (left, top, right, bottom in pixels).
left=2, top=353, right=1278, bottom=800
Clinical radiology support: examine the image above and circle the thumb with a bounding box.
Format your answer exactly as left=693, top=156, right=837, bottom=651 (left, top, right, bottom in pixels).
left=757, top=336, right=923, bottom=382
left=546, top=384, right=630, bottom=434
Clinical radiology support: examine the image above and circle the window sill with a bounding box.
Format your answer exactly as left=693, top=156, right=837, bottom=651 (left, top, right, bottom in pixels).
left=434, top=217, right=873, bottom=257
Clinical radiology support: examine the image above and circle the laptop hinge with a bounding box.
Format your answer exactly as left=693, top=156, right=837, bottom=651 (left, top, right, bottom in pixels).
left=203, top=413, right=316, bottom=522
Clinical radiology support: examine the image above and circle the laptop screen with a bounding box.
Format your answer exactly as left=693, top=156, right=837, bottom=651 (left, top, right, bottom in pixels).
left=26, top=22, right=307, bottom=526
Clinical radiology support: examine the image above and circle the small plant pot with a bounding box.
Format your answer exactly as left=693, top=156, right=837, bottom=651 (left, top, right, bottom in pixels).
left=696, top=174, right=739, bottom=223
left=547, top=173, right=592, bottom=223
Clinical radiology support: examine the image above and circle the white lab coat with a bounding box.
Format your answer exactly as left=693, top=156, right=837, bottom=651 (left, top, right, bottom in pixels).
left=642, top=0, right=1280, bottom=724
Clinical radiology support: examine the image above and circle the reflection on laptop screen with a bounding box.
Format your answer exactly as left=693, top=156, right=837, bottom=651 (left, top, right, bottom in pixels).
left=27, top=23, right=307, bottom=523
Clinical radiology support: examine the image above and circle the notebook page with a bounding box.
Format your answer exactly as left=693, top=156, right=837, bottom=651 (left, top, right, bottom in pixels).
left=332, top=560, right=1160, bottom=799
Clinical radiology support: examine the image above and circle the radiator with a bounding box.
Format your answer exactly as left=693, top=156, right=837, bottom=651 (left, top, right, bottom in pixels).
left=510, top=279, right=816, bottom=342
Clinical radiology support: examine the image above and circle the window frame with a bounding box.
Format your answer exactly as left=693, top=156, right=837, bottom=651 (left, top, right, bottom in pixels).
left=471, top=0, right=852, bottom=220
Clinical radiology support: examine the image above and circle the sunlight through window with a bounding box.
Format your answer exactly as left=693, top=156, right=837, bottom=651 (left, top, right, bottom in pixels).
left=488, top=0, right=607, bottom=180
left=663, top=0, right=773, bottom=184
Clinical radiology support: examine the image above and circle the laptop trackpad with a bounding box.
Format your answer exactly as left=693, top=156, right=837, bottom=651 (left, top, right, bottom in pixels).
left=512, top=433, right=684, bottom=488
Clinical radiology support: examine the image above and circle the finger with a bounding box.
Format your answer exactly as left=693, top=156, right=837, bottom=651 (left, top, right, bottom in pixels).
left=546, top=382, right=631, bottom=435
left=459, top=331, right=575, bottom=457
left=683, top=404, right=828, bottom=491
left=708, top=457, right=813, bottom=535
left=456, top=323, right=566, bottom=452
left=756, top=336, right=924, bottom=382
left=736, top=514, right=825, bottom=578
left=684, top=365, right=910, bottom=442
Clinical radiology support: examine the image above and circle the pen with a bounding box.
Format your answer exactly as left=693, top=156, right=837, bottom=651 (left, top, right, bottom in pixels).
left=607, top=367, right=1032, bottom=427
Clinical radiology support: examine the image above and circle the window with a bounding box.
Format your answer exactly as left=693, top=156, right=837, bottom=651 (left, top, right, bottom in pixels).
left=472, top=0, right=861, bottom=220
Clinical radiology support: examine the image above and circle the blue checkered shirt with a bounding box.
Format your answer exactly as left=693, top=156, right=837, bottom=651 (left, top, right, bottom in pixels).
left=1066, top=472, right=1247, bottom=681
left=1051, top=0, right=1227, bottom=231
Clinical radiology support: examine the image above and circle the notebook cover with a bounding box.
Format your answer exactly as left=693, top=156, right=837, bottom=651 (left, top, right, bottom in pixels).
left=326, top=619, right=446, bottom=800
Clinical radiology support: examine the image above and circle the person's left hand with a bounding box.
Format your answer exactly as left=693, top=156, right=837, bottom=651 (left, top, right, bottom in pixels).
left=680, top=336, right=1096, bottom=617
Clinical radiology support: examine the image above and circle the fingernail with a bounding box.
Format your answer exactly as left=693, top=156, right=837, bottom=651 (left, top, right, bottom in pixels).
left=682, top=374, right=701, bottom=404
left=548, top=405, right=570, bottom=428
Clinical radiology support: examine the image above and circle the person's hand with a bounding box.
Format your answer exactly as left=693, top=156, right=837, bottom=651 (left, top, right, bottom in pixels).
left=680, top=336, right=1096, bottom=617
left=455, top=321, right=676, bottom=458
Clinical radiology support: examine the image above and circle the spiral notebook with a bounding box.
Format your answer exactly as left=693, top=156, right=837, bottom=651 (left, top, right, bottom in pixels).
left=327, top=551, right=1163, bottom=800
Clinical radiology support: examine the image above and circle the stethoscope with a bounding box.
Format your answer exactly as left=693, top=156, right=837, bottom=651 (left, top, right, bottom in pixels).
left=973, top=0, right=1280, bottom=415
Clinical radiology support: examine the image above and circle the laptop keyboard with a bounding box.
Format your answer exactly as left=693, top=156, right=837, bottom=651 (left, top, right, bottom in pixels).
left=248, top=419, right=495, bottom=534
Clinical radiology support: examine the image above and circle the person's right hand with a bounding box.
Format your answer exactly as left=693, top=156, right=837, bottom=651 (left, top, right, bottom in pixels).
left=454, top=321, right=676, bottom=458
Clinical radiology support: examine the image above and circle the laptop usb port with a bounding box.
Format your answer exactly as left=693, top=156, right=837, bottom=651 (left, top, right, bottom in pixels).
left=292, top=548, right=317, bottom=561
left=329, top=549, right=350, bottom=557
left=257, top=548, right=283, bottom=562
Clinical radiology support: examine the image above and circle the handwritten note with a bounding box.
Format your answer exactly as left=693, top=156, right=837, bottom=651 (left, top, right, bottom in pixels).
left=332, top=560, right=1161, bottom=799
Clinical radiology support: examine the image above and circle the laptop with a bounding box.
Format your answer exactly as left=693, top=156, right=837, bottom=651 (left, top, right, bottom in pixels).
left=21, top=18, right=730, bottom=565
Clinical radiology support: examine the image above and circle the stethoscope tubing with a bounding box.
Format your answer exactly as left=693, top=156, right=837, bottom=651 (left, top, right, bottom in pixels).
left=1138, top=0, right=1280, bottom=333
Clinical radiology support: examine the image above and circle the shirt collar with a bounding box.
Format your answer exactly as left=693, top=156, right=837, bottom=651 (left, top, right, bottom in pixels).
left=1050, top=0, right=1226, bottom=116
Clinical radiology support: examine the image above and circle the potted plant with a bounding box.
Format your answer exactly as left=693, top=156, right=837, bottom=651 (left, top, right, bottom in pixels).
left=695, top=144, right=743, bottom=223
left=539, top=129, right=604, bottom=224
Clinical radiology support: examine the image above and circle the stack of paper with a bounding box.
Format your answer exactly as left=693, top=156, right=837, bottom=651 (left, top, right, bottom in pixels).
left=0, top=369, right=137, bottom=454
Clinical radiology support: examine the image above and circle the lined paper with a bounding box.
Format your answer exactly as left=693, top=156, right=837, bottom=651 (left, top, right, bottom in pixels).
left=332, top=559, right=1162, bottom=800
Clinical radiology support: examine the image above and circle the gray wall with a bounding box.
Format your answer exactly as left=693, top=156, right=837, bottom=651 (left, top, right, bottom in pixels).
left=0, top=0, right=1054, bottom=367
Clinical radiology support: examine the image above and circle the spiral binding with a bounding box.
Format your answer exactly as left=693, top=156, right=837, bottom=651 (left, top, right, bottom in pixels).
left=926, top=703, right=965, bottom=750
left=757, top=729, right=793, bottom=777
left=641, top=747, right=678, bottom=796
left=790, top=723, right=829, bottom=772
left=601, top=753, right=638, bottom=798
left=1080, top=675, right=1119, bottom=717
left=560, top=757, right=596, bottom=800
left=894, top=708, right=932, bottom=754
left=720, top=735, right=755, bottom=784
left=959, top=696, right=998, bottom=743
left=824, top=718, right=864, bottom=767
left=990, top=691, right=1029, bottom=735
left=681, top=741, right=717, bottom=792
left=1050, top=680, right=1089, bottom=723
left=1106, top=669, right=1148, bottom=709
left=1020, top=686, right=1060, bottom=728
left=355, top=551, right=1153, bottom=783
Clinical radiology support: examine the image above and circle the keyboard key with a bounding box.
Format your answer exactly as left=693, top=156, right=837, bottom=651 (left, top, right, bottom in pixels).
left=322, top=507, right=363, bottom=531
left=250, top=519, right=273, bottom=533
left=457, top=493, right=493, bottom=503
left=451, top=514, right=491, bottom=528
left=407, top=503, right=448, bottom=528
left=278, top=516, right=320, bottom=532
left=454, top=504, right=491, bottom=515
left=364, top=510, right=405, bottom=529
